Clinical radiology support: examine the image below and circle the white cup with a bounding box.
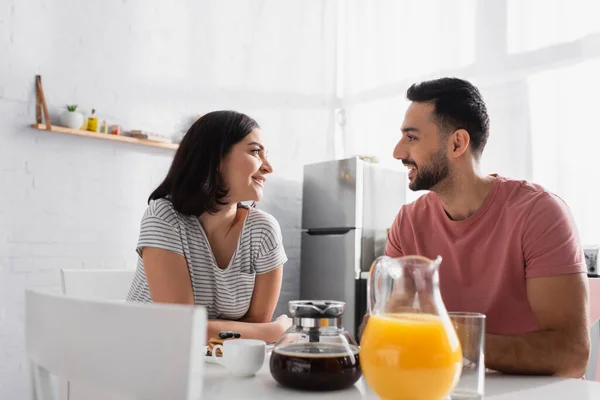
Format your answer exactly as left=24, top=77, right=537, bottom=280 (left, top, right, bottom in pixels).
left=211, top=339, right=266, bottom=377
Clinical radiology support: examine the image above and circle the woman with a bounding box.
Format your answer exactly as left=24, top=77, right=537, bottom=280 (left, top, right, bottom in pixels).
left=127, top=110, right=291, bottom=343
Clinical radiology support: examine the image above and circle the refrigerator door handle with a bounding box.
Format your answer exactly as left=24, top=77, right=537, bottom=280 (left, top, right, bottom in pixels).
left=305, top=228, right=353, bottom=236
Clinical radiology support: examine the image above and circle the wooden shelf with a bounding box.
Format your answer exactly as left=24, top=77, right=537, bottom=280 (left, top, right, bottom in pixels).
left=31, top=124, right=179, bottom=150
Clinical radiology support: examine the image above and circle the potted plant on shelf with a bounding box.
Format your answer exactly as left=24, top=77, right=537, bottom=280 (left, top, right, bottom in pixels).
left=60, top=104, right=84, bottom=129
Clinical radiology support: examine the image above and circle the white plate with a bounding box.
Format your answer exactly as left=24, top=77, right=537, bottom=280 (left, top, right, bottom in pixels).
left=204, top=344, right=275, bottom=364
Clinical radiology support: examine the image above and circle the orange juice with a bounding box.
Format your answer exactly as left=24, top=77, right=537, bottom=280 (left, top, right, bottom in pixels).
left=360, top=313, right=462, bottom=400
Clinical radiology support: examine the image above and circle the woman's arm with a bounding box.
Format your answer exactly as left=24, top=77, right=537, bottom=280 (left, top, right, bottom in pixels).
left=143, top=248, right=290, bottom=342
left=207, top=315, right=291, bottom=344
left=209, top=266, right=288, bottom=342
left=240, top=266, right=283, bottom=323
left=142, top=247, right=194, bottom=304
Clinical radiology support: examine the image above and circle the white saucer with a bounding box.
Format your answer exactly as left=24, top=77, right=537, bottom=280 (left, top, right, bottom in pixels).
left=204, top=344, right=274, bottom=365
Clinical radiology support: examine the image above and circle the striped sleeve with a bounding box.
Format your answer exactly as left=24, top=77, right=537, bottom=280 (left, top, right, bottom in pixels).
left=255, top=214, right=287, bottom=275
left=136, top=203, right=184, bottom=257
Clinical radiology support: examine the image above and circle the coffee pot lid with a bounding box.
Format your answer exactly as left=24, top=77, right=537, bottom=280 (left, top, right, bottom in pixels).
left=289, top=300, right=346, bottom=319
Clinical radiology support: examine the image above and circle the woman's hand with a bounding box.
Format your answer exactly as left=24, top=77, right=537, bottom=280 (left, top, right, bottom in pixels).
left=273, top=314, right=292, bottom=337
left=275, top=314, right=292, bottom=326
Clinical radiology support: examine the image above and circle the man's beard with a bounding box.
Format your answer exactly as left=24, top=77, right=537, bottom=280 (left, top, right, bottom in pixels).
left=407, top=147, right=450, bottom=191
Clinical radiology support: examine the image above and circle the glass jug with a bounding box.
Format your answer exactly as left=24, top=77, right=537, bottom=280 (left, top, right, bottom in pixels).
left=360, top=256, right=462, bottom=400
left=269, top=300, right=361, bottom=391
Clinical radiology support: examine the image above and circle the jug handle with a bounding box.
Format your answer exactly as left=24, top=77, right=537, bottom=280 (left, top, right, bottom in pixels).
left=367, top=255, right=390, bottom=315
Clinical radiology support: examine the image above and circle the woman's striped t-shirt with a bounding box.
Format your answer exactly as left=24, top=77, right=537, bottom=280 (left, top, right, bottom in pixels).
left=126, top=198, right=287, bottom=320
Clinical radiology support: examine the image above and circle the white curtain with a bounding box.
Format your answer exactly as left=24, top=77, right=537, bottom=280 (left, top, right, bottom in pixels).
left=339, top=0, right=600, bottom=244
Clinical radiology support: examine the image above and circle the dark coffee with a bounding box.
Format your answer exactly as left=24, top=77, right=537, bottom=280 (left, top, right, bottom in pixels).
left=269, top=343, right=361, bottom=391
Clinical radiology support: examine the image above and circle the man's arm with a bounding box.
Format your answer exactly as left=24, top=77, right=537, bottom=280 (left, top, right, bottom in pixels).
left=485, top=273, right=590, bottom=377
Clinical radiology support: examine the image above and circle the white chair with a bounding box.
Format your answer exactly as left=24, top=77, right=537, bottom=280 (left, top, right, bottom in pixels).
left=59, top=268, right=137, bottom=399
left=60, top=269, right=136, bottom=300
left=586, top=319, right=600, bottom=381
left=25, top=289, right=207, bottom=400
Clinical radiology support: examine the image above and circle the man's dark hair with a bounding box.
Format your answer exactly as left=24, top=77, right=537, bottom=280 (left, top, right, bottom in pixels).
left=149, top=110, right=259, bottom=215
left=406, top=77, right=489, bottom=158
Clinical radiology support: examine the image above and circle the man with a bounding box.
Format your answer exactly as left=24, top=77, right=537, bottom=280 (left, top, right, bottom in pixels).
left=363, top=77, right=590, bottom=377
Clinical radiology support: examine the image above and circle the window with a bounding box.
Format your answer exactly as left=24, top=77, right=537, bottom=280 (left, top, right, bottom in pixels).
left=507, top=0, right=600, bottom=54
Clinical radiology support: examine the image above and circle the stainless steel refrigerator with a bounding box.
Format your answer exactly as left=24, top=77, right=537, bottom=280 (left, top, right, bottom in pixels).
left=299, top=157, right=406, bottom=339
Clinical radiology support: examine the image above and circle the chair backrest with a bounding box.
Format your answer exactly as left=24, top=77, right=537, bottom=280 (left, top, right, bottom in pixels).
left=59, top=269, right=136, bottom=399
left=60, top=269, right=135, bottom=300
left=25, top=289, right=207, bottom=400
left=586, top=319, right=600, bottom=381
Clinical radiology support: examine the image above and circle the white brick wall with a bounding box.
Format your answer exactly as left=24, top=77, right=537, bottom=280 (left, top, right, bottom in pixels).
left=0, top=1, right=338, bottom=397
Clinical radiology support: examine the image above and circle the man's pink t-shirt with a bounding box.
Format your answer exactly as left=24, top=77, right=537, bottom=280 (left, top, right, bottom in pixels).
left=385, top=175, right=587, bottom=335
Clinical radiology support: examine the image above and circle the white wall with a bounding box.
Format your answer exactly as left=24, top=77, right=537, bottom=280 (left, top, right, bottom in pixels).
left=0, top=1, right=338, bottom=397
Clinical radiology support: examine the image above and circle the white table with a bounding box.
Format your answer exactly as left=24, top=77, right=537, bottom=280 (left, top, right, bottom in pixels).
left=202, top=361, right=600, bottom=399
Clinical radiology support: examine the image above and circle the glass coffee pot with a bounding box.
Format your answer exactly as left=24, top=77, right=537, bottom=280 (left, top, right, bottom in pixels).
left=360, top=256, right=462, bottom=400
left=269, top=300, right=361, bottom=391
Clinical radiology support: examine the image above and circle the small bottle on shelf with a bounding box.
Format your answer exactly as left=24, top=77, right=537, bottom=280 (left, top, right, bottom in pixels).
left=86, top=109, right=98, bottom=132
left=100, top=120, right=108, bottom=134
left=110, top=125, right=121, bottom=135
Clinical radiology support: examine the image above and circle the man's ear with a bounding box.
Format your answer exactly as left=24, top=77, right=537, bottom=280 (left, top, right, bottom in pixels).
left=449, top=129, right=470, bottom=159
